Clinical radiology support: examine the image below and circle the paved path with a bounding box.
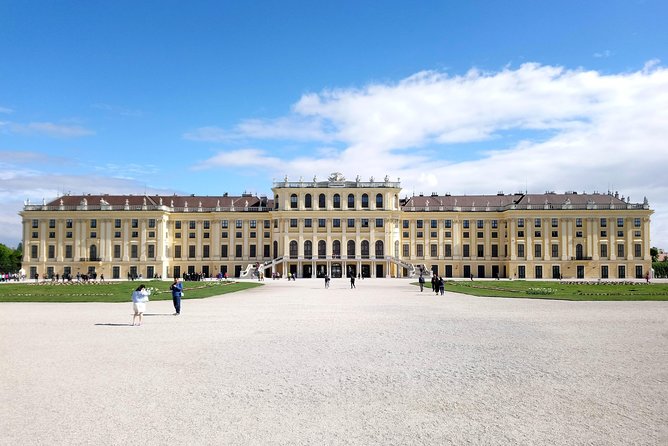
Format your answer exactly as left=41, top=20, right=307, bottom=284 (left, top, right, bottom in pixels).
left=1, top=279, right=666, bottom=445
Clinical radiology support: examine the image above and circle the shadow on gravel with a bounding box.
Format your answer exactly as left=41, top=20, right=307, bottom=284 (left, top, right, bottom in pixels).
left=94, top=323, right=134, bottom=327
left=143, top=313, right=175, bottom=316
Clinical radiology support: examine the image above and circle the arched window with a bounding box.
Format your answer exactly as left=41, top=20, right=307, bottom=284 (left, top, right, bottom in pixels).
left=376, top=193, right=383, bottom=209
left=289, top=241, right=298, bottom=258
left=90, top=245, right=97, bottom=260
left=274, top=195, right=279, bottom=210
left=318, top=240, right=326, bottom=258
left=333, top=194, right=341, bottom=209
left=304, top=240, right=313, bottom=259
left=361, top=240, right=370, bottom=258
left=305, top=193, right=312, bottom=209
left=333, top=240, right=341, bottom=258
left=347, top=240, right=356, bottom=258
left=362, top=193, right=369, bottom=208
left=375, top=240, right=384, bottom=257
left=319, top=193, right=326, bottom=208
left=347, top=194, right=355, bottom=209
left=273, top=241, right=278, bottom=258
left=290, top=194, right=298, bottom=209
left=576, top=244, right=584, bottom=260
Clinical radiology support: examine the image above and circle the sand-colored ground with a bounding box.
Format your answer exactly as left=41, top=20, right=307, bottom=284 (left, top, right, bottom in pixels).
left=1, top=278, right=666, bottom=445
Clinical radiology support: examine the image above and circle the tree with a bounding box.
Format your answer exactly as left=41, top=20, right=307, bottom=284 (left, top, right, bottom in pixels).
left=0, top=243, right=22, bottom=272
left=650, top=246, right=659, bottom=262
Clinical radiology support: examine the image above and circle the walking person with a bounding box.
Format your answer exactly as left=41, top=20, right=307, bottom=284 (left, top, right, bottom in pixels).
left=170, top=278, right=183, bottom=316
left=418, top=275, right=425, bottom=292
left=131, top=284, right=150, bottom=326
left=438, top=276, right=445, bottom=295
left=350, top=274, right=356, bottom=289
left=325, top=274, right=330, bottom=288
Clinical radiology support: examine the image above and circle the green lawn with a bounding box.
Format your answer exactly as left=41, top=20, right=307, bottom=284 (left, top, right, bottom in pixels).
left=416, top=280, right=668, bottom=301
left=0, top=280, right=262, bottom=303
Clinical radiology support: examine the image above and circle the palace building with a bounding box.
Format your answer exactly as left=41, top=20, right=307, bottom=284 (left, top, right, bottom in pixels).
left=20, top=173, right=653, bottom=281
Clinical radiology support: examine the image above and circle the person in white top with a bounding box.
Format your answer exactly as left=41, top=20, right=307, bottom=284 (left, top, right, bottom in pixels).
left=131, top=284, right=150, bottom=326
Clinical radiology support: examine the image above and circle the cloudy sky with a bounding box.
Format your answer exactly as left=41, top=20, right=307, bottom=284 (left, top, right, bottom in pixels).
left=1, top=0, right=667, bottom=249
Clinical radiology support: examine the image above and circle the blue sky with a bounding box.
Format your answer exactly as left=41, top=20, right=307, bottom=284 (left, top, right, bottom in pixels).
left=1, top=0, right=667, bottom=248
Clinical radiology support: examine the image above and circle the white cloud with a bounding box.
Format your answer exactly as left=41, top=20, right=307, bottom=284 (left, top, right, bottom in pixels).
left=1, top=121, right=94, bottom=138
left=594, top=50, right=613, bottom=58
left=189, top=62, right=668, bottom=247
left=184, top=117, right=331, bottom=142
left=0, top=106, right=13, bottom=114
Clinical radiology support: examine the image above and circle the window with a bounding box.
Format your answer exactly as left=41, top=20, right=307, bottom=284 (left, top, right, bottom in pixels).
left=347, top=218, right=355, bottom=228
left=65, top=245, right=73, bottom=259
left=403, top=220, right=409, bottom=229
left=431, top=232, right=438, bottom=238
left=188, top=232, right=195, bottom=239
left=517, top=231, right=524, bottom=237
left=375, top=240, right=384, bottom=257
left=32, top=219, right=39, bottom=229
left=149, top=219, right=157, bottom=228
left=376, top=193, right=383, bottom=208
left=463, top=232, right=469, bottom=238
left=552, top=231, right=558, bottom=237
left=264, top=220, right=270, bottom=229
left=444, top=219, right=452, bottom=229
left=576, top=218, right=582, bottom=227
left=31, top=245, right=38, bottom=259
left=203, top=232, right=209, bottom=239
left=318, top=194, right=326, bottom=208
left=402, top=244, right=409, bottom=257
left=48, top=231, right=55, bottom=239
left=236, top=232, right=242, bottom=238
left=534, top=231, right=541, bottom=237
left=517, top=218, right=525, bottom=228
left=318, top=240, right=326, bottom=258
left=221, top=245, right=228, bottom=258
left=131, top=245, right=138, bottom=259
left=361, top=194, right=369, bottom=208
left=249, top=220, right=256, bottom=229
left=600, top=244, right=608, bottom=258
left=634, top=218, right=641, bottom=228
left=304, top=219, right=312, bottom=228
left=361, top=219, right=369, bottom=228
left=552, top=244, right=559, bottom=258
left=601, top=230, right=607, bottom=237
left=491, top=232, right=498, bottom=238
left=318, top=219, right=326, bottom=228
left=576, top=231, right=583, bottom=237
left=221, top=220, right=228, bottom=229
left=491, top=244, right=498, bottom=258
left=113, top=245, right=121, bottom=258
left=634, top=243, right=641, bottom=258
left=375, top=218, right=384, bottom=228
left=333, top=194, right=341, bottom=209
left=249, top=245, right=255, bottom=258
left=90, top=232, right=97, bottom=239
left=463, top=244, right=470, bottom=257
left=148, top=245, right=155, bottom=258
left=617, top=230, right=624, bottom=237
left=67, top=219, right=74, bottom=229
left=444, top=244, right=452, bottom=257
left=189, top=245, right=196, bottom=258
left=221, top=232, right=228, bottom=238
left=551, top=218, right=558, bottom=228
left=477, top=220, right=484, bottom=229
left=617, top=218, right=624, bottom=227
left=462, top=220, right=469, bottom=229
left=417, top=220, right=424, bottom=229
left=305, top=194, right=312, bottom=209
left=333, top=240, right=341, bottom=258
left=403, top=232, right=409, bottom=238
left=131, top=219, right=138, bottom=228
left=236, top=220, right=242, bottom=229
left=617, top=244, right=625, bottom=258
left=90, top=219, right=97, bottom=228
left=416, top=231, right=423, bottom=238
left=290, top=194, right=298, bottom=209
left=348, top=194, right=355, bottom=208
left=416, top=244, right=424, bottom=257
left=491, top=220, right=498, bottom=229
left=477, top=232, right=483, bottom=238
left=431, top=244, right=438, bottom=257
left=333, top=219, right=341, bottom=228
left=175, top=246, right=182, bottom=258
left=618, top=265, right=626, bottom=279
left=360, top=240, right=369, bottom=259
left=236, top=245, right=243, bottom=258
left=290, top=219, right=298, bottom=228
left=477, top=244, right=484, bottom=257
left=347, top=240, right=355, bottom=258
left=304, top=241, right=312, bottom=258
left=149, top=231, right=155, bottom=238
left=48, top=245, right=55, bottom=259
left=175, top=221, right=182, bottom=229
left=534, top=218, right=541, bottom=227
left=48, top=219, right=56, bottom=228
left=517, top=244, right=525, bottom=258
left=600, top=218, right=607, bottom=228
left=264, top=245, right=270, bottom=257
left=534, top=244, right=542, bottom=258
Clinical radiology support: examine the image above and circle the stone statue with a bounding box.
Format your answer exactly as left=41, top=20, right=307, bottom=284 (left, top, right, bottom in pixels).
left=328, top=172, right=345, bottom=182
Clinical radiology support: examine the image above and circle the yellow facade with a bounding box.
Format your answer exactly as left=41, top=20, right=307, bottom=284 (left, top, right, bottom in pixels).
left=20, top=175, right=653, bottom=280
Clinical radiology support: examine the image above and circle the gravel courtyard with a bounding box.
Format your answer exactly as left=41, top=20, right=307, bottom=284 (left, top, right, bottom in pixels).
left=1, top=278, right=666, bottom=445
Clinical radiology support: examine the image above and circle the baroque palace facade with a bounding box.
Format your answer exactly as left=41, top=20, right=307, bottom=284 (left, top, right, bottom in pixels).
left=20, top=173, right=653, bottom=281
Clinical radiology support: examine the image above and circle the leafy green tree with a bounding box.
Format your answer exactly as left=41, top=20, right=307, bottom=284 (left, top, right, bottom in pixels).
left=650, top=247, right=659, bottom=262
left=0, top=243, right=22, bottom=272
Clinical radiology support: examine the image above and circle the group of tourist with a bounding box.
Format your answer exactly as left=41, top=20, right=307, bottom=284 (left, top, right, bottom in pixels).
left=418, top=274, right=445, bottom=295
left=0, top=272, right=22, bottom=282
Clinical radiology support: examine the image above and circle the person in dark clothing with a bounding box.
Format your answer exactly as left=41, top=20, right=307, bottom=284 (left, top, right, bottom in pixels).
left=169, top=278, right=183, bottom=315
